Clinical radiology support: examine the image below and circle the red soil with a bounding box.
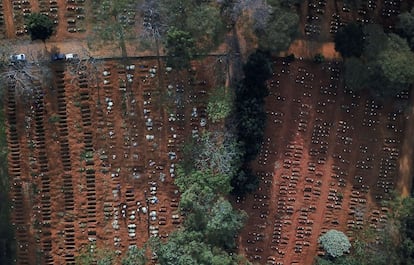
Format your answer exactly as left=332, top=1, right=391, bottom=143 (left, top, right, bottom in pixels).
left=236, top=59, right=409, bottom=265
left=6, top=57, right=226, bottom=265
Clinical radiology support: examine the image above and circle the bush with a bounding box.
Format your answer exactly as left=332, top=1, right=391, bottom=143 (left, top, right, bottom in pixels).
left=318, top=230, right=351, bottom=258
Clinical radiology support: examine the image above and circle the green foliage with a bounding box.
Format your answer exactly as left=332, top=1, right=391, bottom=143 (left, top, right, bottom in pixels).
left=230, top=168, right=259, bottom=195
left=207, top=87, right=232, bottom=123
left=376, top=34, right=414, bottom=84
left=334, top=23, right=365, bottom=58
left=165, top=27, right=196, bottom=69
left=121, top=246, right=146, bottom=265
left=363, top=24, right=388, bottom=60
left=255, top=3, right=299, bottom=53
left=76, top=243, right=115, bottom=265
left=25, top=13, right=55, bottom=41
left=153, top=230, right=237, bottom=265
left=242, top=50, right=272, bottom=93
left=195, top=132, right=243, bottom=178
left=230, top=49, right=272, bottom=195
left=343, top=24, right=414, bottom=97
left=343, top=57, right=370, bottom=90
left=397, top=8, right=414, bottom=49
left=175, top=169, right=232, bottom=197
left=48, top=114, right=61, bottom=123
left=90, top=0, right=135, bottom=56
left=314, top=53, right=325, bottom=63
left=315, top=196, right=414, bottom=265
left=318, top=230, right=351, bottom=258
left=205, top=198, right=246, bottom=249
left=185, top=5, right=225, bottom=53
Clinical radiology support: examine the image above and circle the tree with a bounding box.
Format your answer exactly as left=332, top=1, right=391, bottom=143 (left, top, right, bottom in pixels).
left=207, top=87, right=232, bottom=123
left=343, top=57, right=370, bottom=90
left=175, top=169, right=232, bottom=198
left=230, top=168, right=259, bottom=196
left=376, top=34, right=414, bottom=84
left=121, top=246, right=146, bottom=265
left=334, top=23, right=364, bottom=58
left=25, top=13, right=54, bottom=41
left=241, top=50, right=272, bottom=95
left=314, top=53, right=325, bottom=64
left=185, top=5, right=225, bottom=53
left=362, top=24, right=388, bottom=60
left=205, top=198, right=246, bottom=249
left=89, top=0, right=136, bottom=57
left=153, top=230, right=238, bottom=265
left=255, top=2, right=299, bottom=53
left=397, top=8, right=414, bottom=49
left=195, top=132, right=243, bottom=178
left=165, top=27, right=196, bottom=69
left=76, top=243, right=115, bottom=265
left=318, top=230, right=351, bottom=258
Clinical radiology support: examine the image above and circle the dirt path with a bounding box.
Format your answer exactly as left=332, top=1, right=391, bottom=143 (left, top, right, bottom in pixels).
left=3, top=0, right=15, bottom=38
left=398, top=92, right=414, bottom=197
left=280, top=39, right=341, bottom=60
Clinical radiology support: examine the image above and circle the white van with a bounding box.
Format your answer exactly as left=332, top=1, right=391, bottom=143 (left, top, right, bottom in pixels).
left=65, top=53, right=78, bottom=60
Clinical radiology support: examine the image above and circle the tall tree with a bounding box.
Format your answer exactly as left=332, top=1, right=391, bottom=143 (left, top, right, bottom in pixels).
left=254, top=2, right=299, bottom=53
left=377, top=34, right=414, bottom=84
left=334, top=23, right=365, bottom=58
left=397, top=8, right=414, bottom=49
left=25, top=13, right=55, bottom=41
left=318, top=230, right=351, bottom=258
left=90, top=0, right=136, bottom=57
left=165, top=27, right=196, bottom=68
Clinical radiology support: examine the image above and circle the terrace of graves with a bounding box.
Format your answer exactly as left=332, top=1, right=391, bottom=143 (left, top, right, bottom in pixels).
left=5, top=57, right=225, bottom=264
left=236, top=58, right=409, bottom=265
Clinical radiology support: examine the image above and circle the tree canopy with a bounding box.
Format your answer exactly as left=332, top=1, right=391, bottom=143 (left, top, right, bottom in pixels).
left=207, top=87, right=233, bottom=123
left=318, top=230, right=351, bottom=258
left=121, top=246, right=146, bottom=265
left=334, top=23, right=365, bottom=58
left=341, top=23, right=414, bottom=97
left=376, top=34, right=414, bottom=84
left=90, top=0, right=136, bottom=57
left=253, top=1, right=299, bottom=53
left=165, top=27, right=196, bottom=68
left=397, top=8, right=414, bottom=50
left=25, top=13, right=55, bottom=41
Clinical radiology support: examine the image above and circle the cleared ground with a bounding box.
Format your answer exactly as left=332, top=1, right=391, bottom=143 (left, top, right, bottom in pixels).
left=6, top=57, right=226, bottom=265
left=236, top=59, right=409, bottom=265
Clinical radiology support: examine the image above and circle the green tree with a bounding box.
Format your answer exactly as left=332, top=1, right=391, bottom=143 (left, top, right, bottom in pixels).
left=25, top=13, right=54, bottom=41
left=205, top=198, right=246, bottom=249
left=90, top=0, right=136, bottom=57
left=343, top=57, right=370, bottom=90
left=318, top=230, right=351, bottom=258
left=121, top=246, right=146, bottom=265
left=207, top=87, right=232, bottom=123
left=376, top=34, right=414, bottom=84
left=397, top=8, right=414, bottom=49
left=153, top=231, right=237, bottom=265
left=195, top=132, right=243, bottom=178
left=334, top=23, right=365, bottom=58
left=165, top=27, right=196, bottom=69
left=255, top=3, right=299, bottom=53
left=362, top=24, right=388, bottom=60
left=175, top=169, right=232, bottom=198
left=185, top=5, right=225, bottom=53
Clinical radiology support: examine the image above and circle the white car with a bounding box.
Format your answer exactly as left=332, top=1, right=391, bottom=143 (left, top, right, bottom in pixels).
left=10, top=54, right=26, bottom=61
left=65, top=53, right=78, bottom=60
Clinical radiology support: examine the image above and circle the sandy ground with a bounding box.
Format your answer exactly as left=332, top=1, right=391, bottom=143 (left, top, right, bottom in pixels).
left=398, top=91, right=414, bottom=197
left=280, top=40, right=341, bottom=60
